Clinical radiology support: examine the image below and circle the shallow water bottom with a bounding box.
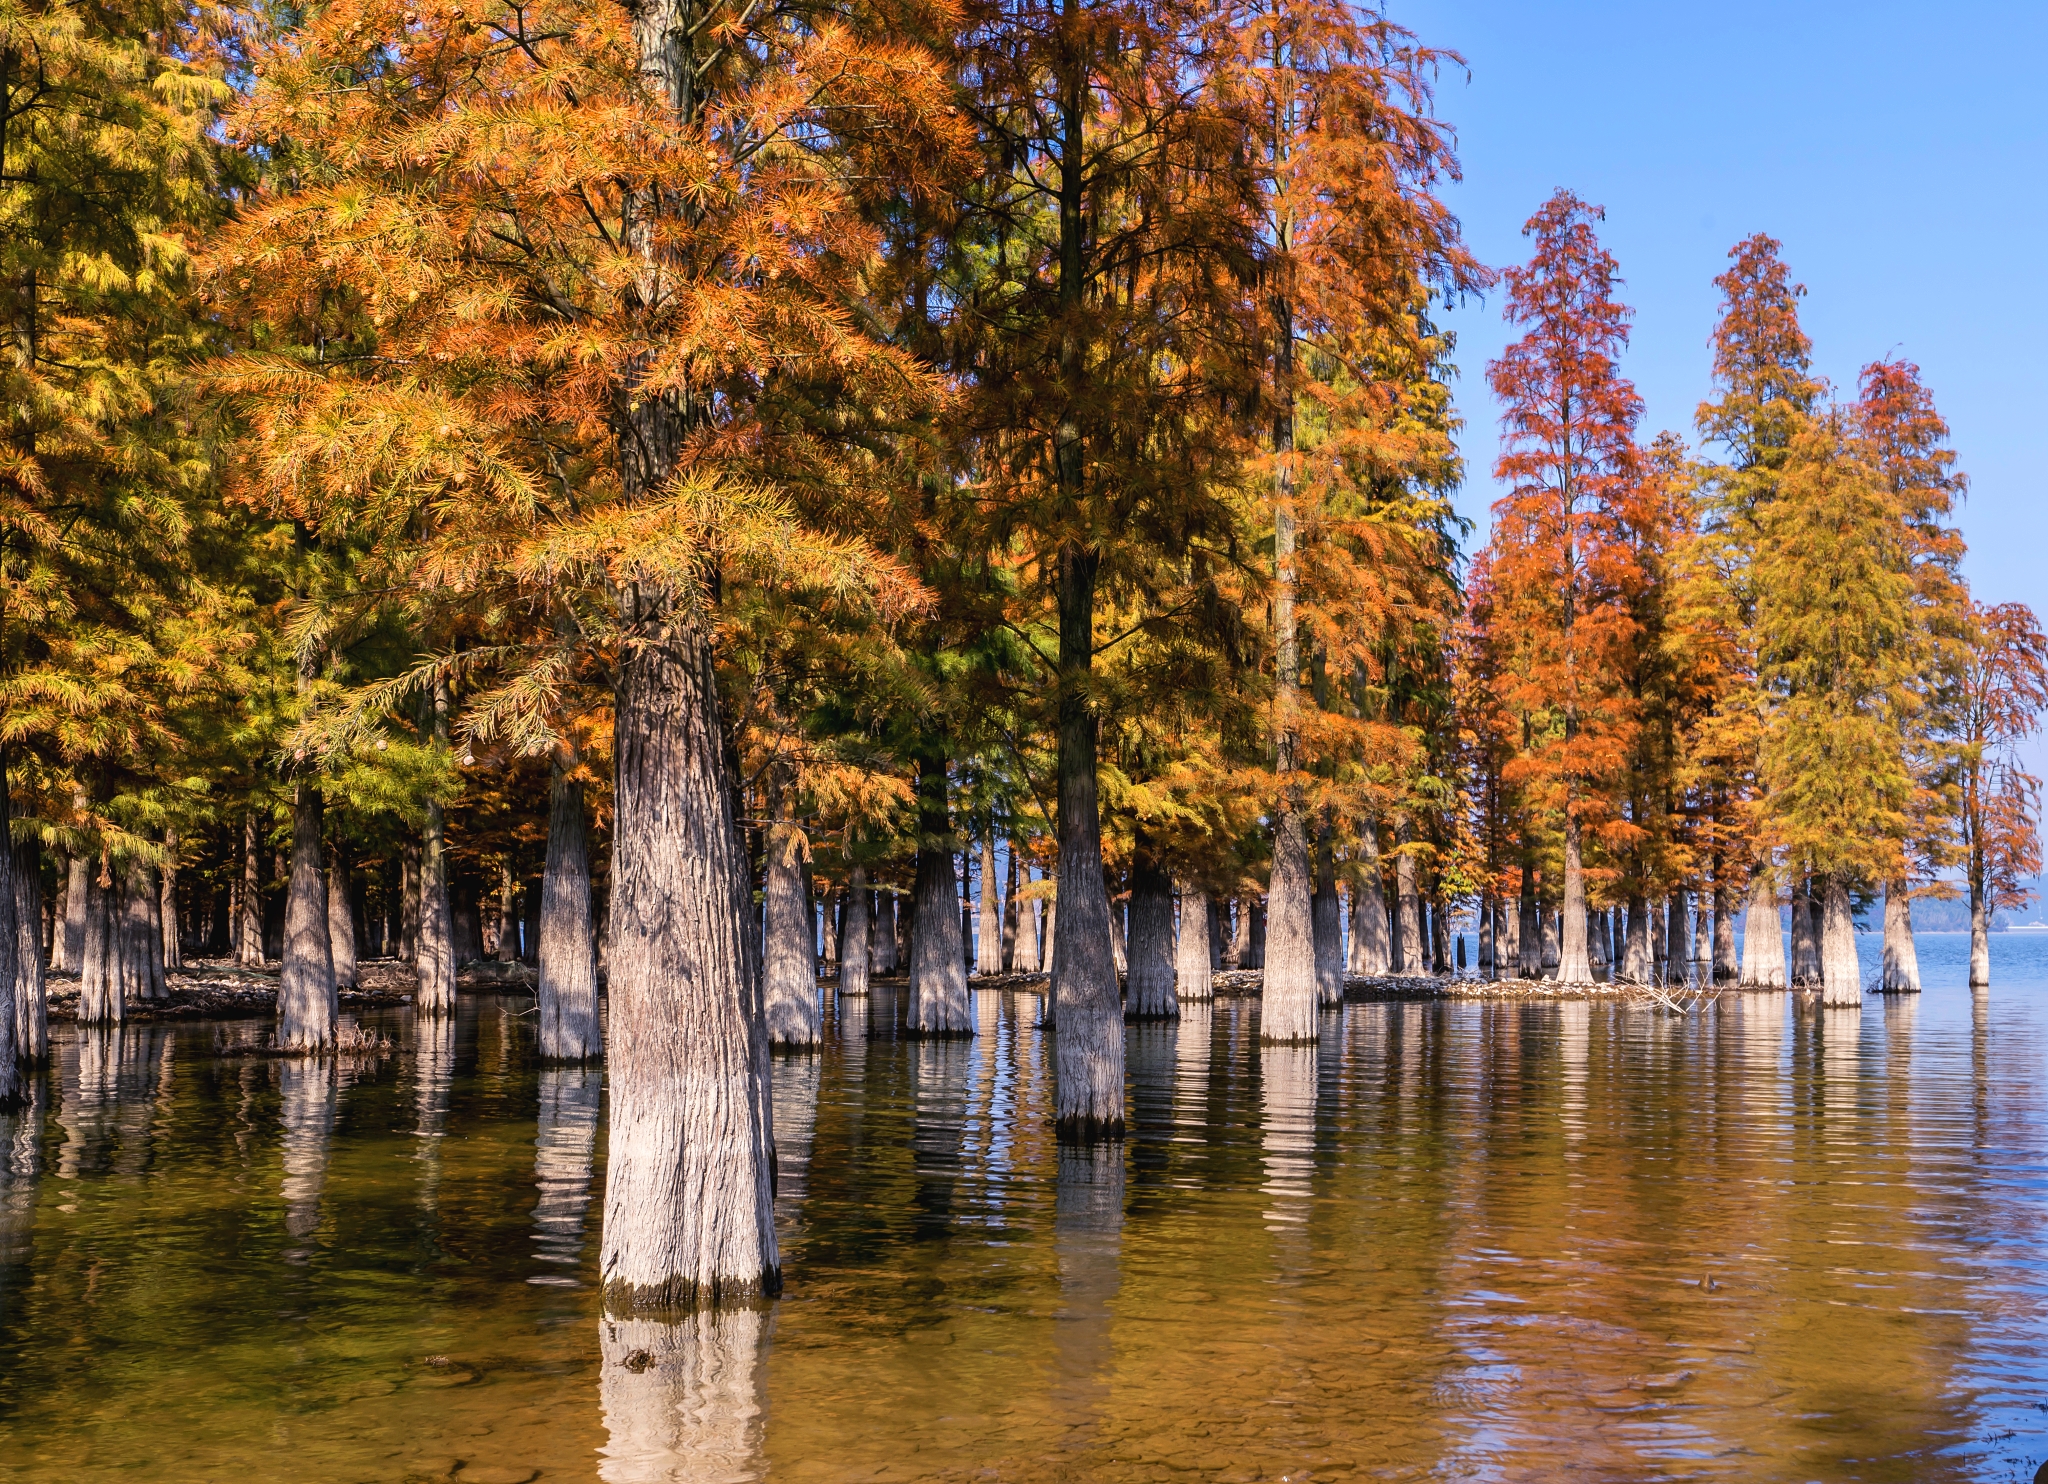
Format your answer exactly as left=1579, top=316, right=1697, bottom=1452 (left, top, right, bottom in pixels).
left=3, top=934, right=2048, bottom=1482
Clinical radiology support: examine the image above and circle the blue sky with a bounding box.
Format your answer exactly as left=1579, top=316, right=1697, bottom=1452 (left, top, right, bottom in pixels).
left=1396, top=0, right=2047, bottom=618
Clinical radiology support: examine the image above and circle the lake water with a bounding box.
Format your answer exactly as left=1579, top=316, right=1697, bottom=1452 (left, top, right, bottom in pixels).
left=3, top=932, right=2048, bottom=1482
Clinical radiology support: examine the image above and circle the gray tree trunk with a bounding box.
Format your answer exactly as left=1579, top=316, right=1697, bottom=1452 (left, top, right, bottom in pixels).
left=1588, top=908, right=1608, bottom=972
left=837, top=867, right=871, bottom=997
left=415, top=684, right=458, bottom=1015
left=236, top=810, right=266, bottom=967
left=1664, top=892, right=1690, bottom=985
left=1173, top=886, right=1213, bottom=1001
left=599, top=598, right=778, bottom=1311
left=908, top=758, right=971, bottom=1038
left=1261, top=809, right=1317, bottom=1043
left=0, top=768, right=16, bottom=1106
left=1478, top=893, right=1495, bottom=977
left=999, top=847, right=1020, bottom=972
left=1226, top=895, right=1250, bottom=969
left=1819, top=876, right=1863, bottom=1006
left=400, top=841, right=420, bottom=963
left=1881, top=880, right=1920, bottom=993
left=1123, top=847, right=1177, bottom=1021
left=159, top=831, right=183, bottom=972
left=1312, top=836, right=1344, bottom=1006
left=328, top=849, right=359, bottom=990
left=278, top=785, right=337, bottom=1052
left=121, top=858, right=164, bottom=1002
left=1790, top=879, right=1822, bottom=987
left=1516, top=868, right=1541, bottom=978
left=1558, top=817, right=1593, bottom=984
left=494, top=857, right=519, bottom=962
left=762, top=798, right=821, bottom=1048
left=1738, top=871, right=1787, bottom=987
left=872, top=892, right=899, bottom=974
left=1713, top=882, right=1739, bottom=982
left=1620, top=894, right=1652, bottom=985
left=13, top=831, right=47, bottom=1062
left=538, top=764, right=601, bottom=1060
left=1348, top=823, right=1389, bottom=975
left=1013, top=866, right=1041, bottom=974
left=62, top=851, right=88, bottom=973
left=1540, top=908, right=1562, bottom=977
left=1969, top=874, right=1991, bottom=987
left=976, top=833, right=1003, bottom=976
left=1393, top=839, right=1422, bottom=977
left=78, top=860, right=121, bottom=1025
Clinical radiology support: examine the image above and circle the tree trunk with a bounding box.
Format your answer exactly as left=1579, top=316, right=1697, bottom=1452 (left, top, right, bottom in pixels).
left=329, top=848, right=359, bottom=991
left=1226, top=896, right=1250, bottom=970
left=976, top=833, right=1003, bottom=976
left=1588, top=908, right=1608, bottom=973
left=1540, top=907, right=1562, bottom=977
left=1516, top=867, right=1541, bottom=978
left=400, top=841, right=421, bottom=963
left=999, top=847, right=1020, bottom=972
left=1713, top=882, right=1739, bottom=982
left=1620, top=894, right=1651, bottom=985
left=120, top=858, right=163, bottom=1002
left=1050, top=548, right=1123, bottom=1133
left=1819, top=876, right=1862, bottom=1006
left=599, top=600, right=778, bottom=1312
left=159, top=830, right=183, bottom=972
left=62, top=851, right=88, bottom=974
left=415, top=681, right=458, bottom=1015
left=1739, top=871, right=1787, bottom=988
left=1431, top=893, right=1452, bottom=977
left=1664, top=891, right=1690, bottom=985
left=762, top=788, right=821, bottom=1048
left=0, top=762, right=16, bottom=1107
left=908, top=756, right=971, bottom=1038
left=1557, top=817, right=1593, bottom=984
left=873, top=892, right=899, bottom=975
left=79, top=857, right=121, bottom=1025
left=838, top=867, right=871, bottom=998
left=1478, top=892, right=1495, bottom=978
left=236, top=810, right=266, bottom=967
left=491, top=857, right=518, bottom=962
left=1312, top=828, right=1343, bottom=1005
left=13, top=830, right=47, bottom=1062
left=1124, top=843, right=1177, bottom=1021
left=538, top=764, right=601, bottom=1060
left=278, top=784, right=337, bottom=1052
left=1348, top=822, right=1389, bottom=975
left=1173, top=886, right=1213, bottom=1001
left=1789, top=878, right=1822, bottom=987
left=1969, top=868, right=1991, bottom=987
left=1880, top=881, right=1920, bottom=993
left=1394, top=839, right=1422, bottom=977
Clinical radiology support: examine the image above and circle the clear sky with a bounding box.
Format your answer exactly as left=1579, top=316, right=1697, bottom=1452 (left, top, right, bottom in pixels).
left=1395, top=0, right=2047, bottom=620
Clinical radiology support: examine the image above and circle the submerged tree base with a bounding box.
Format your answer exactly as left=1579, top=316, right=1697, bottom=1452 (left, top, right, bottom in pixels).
left=600, top=1271, right=783, bottom=1319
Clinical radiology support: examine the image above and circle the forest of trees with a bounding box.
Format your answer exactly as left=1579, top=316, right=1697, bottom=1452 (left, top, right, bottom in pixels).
left=0, top=0, right=2041, bottom=1309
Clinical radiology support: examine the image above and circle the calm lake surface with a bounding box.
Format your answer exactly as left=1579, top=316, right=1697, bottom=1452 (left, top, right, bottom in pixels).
left=5, top=932, right=2048, bottom=1482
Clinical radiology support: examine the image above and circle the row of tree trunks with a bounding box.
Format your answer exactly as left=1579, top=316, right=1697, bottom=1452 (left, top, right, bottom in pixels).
left=1123, top=843, right=1176, bottom=1022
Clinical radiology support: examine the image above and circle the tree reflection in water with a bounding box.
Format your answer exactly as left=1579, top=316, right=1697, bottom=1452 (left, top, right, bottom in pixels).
left=531, top=1064, right=601, bottom=1285
left=599, top=1308, right=768, bottom=1484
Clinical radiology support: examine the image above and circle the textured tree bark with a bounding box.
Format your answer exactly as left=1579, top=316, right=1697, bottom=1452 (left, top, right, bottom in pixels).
left=1789, top=878, right=1822, bottom=987
left=999, top=847, right=1020, bottom=972
left=1587, top=908, right=1608, bottom=972
left=415, top=682, right=458, bottom=1015
left=908, top=756, right=971, bottom=1038
left=762, top=787, right=821, bottom=1048
left=1477, top=893, right=1495, bottom=978
left=1968, top=876, right=1991, bottom=987
left=837, top=867, right=870, bottom=998
left=599, top=605, right=779, bottom=1312
left=538, top=763, right=602, bottom=1061
left=1347, top=822, right=1389, bottom=975
left=1393, top=837, right=1423, bottom=978
left=62, top=851, right=88, bottom=973
left=278, top=785, right=337, bottom=1052
left=1431, top=893, right=1452, bottom=976
left=400, top=841, right=420, bottom=963
left=47, top=853, right=70, bottom=972
left=1879, top=880, right=1920, bottom=992
left=872, top=892, right=899, bottom=975
left=158, top=831, right=183, bottom=972
left=1123, top=844, right=1177, bottom=1021
left=1712, top=882, right=1739, bottom=982
left=1557, top=819, right=1593, bottom=984
left=1516, top=867, right=1541, bottom=978
left=492, top=857, right=519, bottom=962
left=1225, top=896, right=1249, bottom=970
left=78, top=858, right=121, bottom=1025
left=327, top=852, right=358, bottom=990
left=1050, top=549, right=1123, bottom=1134
left=0, top=768, right=15, bottom=1106
left=1173, top=885, right=1213, bottom=1001
left=121, top=859, right=164, bottom=1002
left=1738, top=872, right=1787, bottom=987
left=1664, top=892, right=1690, bottom=985
left=1540, top=907, right=1561, bottom=977
left=236, top=812, right=266, bottom=967
left=1261, top=811, right=1316, bottom=1043
left=1312, top=829, right=1343, bottom=1006
left=1620, top=894, right=1651, bottom=985
left=1819, top=876, right=1863, bottom=1006
left=12, top=831, right=46, bottom=1062
left=975, top=833, right=1003, bottom=976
